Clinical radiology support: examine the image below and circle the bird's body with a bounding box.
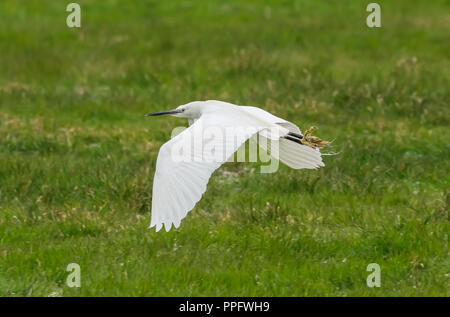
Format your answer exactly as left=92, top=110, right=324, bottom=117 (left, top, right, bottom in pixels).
left=147, top=100, right=328, bottom=232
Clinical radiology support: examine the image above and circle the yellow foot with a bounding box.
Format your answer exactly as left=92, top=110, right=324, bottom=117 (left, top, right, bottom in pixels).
left=301, top=126, right=330, bottom=149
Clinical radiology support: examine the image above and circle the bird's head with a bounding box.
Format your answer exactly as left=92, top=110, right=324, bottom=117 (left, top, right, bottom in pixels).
left=146, top=101, right=203, bottom=119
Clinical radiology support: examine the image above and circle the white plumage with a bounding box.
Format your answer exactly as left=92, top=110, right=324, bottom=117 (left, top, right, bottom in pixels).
left=147, top=100, right=325, bottom=232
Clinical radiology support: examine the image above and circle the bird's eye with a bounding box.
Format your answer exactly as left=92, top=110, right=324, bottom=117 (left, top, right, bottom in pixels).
left=182, top=109, right=185, bottom=112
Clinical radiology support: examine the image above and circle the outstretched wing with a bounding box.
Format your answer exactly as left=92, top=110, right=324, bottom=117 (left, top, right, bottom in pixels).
left=150, top=113, right=263, bottom=232
left=241, top=106, right=324, bottom=169
left=257, top=122, right=324, bottom=170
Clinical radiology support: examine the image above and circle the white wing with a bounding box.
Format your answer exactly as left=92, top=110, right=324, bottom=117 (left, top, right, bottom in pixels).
left=150, top=113, right=265, bottom=232
left=256, top=124, right=324, bottom=169
left=258, top=134, right=324, bottom=169
left=241, top=106, right=324, bottom=169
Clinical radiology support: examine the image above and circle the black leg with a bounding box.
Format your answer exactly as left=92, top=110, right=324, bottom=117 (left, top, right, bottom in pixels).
left=288, top=132, right=304, bottom=139
left=283, top=135, right=303, bottom=145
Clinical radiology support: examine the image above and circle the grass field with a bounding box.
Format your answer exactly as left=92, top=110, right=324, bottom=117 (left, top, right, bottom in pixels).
left=0, top=0, right=448, bottom=296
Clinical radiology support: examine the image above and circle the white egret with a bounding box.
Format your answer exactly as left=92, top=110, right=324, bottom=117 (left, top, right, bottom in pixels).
left=146, top=100, right=329, bottom=232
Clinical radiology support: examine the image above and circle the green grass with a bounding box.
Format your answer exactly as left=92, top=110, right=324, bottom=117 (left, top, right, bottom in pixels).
left=0, top=0, right=448, bottom=296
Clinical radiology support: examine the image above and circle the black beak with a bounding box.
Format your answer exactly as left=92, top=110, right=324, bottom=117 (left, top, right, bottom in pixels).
left=145, top=109, right=182, bottom=117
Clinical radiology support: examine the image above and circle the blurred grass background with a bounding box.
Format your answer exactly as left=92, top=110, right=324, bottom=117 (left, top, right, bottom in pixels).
left=0, top=0, right=448, bottom=296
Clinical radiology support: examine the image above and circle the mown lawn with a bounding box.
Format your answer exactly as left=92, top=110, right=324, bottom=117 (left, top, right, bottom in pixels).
left=0, top=0, right=448, bottom=296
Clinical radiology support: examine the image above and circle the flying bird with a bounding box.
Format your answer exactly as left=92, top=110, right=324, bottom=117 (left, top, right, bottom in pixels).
left=146, top=100, right=329, bottom=232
